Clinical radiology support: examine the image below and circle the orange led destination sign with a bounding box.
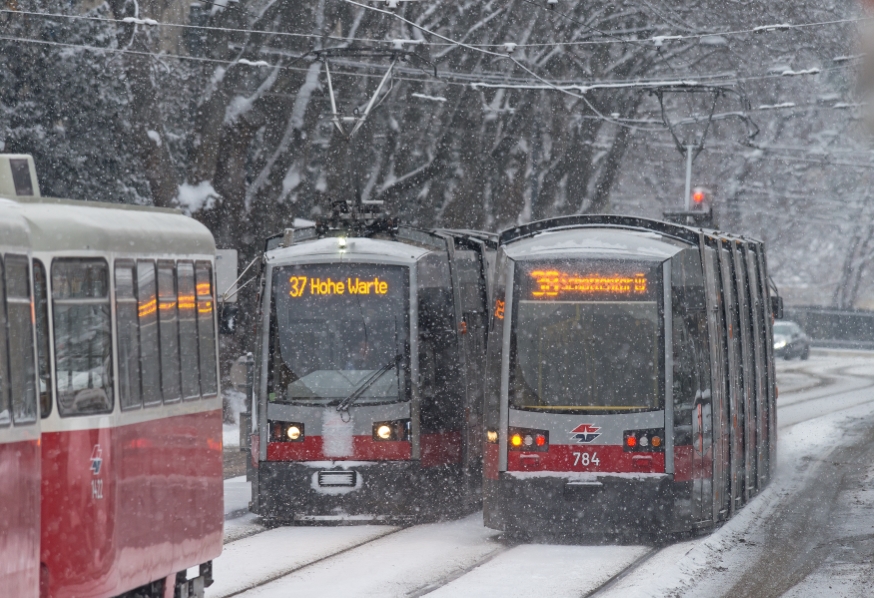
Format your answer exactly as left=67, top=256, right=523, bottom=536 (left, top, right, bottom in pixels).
left=289, top=276, right=389, bottom=298
left=529, top=270, right=647, bottom=298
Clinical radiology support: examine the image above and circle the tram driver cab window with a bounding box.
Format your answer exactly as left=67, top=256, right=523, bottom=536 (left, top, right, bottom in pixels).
left=52, top=259, right=113, bottom=416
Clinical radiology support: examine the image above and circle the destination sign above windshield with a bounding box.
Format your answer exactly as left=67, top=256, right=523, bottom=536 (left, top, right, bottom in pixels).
left=288, top=275, right=389, bottom=298
left=526, top=268, right=651, bottom=299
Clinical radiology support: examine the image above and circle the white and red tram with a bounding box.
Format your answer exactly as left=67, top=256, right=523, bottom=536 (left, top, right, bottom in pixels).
left=482, top=216, right=779, bottom=536
left=0, top=157, right=223, bottom=598
left=0, top=198, right=41, bottom=598
left=248, top=218, right=496, bottom=521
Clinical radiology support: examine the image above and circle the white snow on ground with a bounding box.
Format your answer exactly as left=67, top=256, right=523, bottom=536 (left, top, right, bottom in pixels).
left=429, top=544, right=649, bottom=597
left=210, top=525, right=398, bottom=597
left=600, top=351, right=874, bottom=597
left=223, top=423, right=240, bottom=448
left=224, top=476, right=251, bottom=517
left=224, top=514, right=264, bottom=545
left=236, top=513, right=501, bottom=597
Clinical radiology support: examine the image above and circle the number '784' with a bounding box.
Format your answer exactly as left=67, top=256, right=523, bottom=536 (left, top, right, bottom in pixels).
left=572, top=451, right=600, bottom=467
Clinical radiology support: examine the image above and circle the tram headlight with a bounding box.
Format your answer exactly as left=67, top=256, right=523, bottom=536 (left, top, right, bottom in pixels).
left=508, top=427, right=549, bottom=452
left=270, top=421, right=305, bottom=443
left=372, top=419, right=411, bottom=442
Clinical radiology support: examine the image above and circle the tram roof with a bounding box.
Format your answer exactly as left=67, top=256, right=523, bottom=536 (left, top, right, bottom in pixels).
left=503, top=226, right=692, bottom=262
left=266, top=236, right=432, bottom=266
left=0, top=199, right=32, bottom=251
left=4, top=195, right=215, bottom=256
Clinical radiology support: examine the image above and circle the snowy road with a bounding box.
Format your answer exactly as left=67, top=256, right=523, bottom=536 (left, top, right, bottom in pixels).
left=213, top=350, right=874, bottom=597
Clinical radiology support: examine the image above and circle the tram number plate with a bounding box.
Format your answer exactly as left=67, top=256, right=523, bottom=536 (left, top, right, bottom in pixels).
left=572, top=451, right=600, bottom=467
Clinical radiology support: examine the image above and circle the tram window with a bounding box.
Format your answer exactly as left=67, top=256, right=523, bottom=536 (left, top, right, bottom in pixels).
left=6, top=255, right=38, bottom=423
left=270, top=263, right=408, bottom=406
left=115, top=262, right=142, bottom=410
left=52, top=258, right=113, bottom=416
left=671, top=249, right=711, bottom=445
left=138, top=260, right=162, bottom=406
left=196, top=262, right=218, bottom=396
left=33, top=260, right=52, bottom=418
left=510, top=260, right=663, bottom=412
left=158, top=262, right=182, bottom=403
left=178, top=262, right=200, bottom=400
left=0, top=257, right=9, bottom=425
left=417, top=253, right=461, bottom=430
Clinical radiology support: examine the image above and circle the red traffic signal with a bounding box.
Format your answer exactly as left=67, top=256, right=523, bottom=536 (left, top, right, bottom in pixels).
left=690, top=187, right=711, bottom=211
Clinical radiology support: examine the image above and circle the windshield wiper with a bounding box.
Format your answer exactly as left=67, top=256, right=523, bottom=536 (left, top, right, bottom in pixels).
left=336, top=354, right=403, bottom=412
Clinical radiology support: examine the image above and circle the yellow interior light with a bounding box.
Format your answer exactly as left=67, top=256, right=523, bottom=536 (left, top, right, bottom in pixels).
left=486, top=430, right=498, bottom=443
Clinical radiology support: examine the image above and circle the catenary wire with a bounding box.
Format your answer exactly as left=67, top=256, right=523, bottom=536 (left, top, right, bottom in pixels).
left=2, top=5, right=871, bottom=49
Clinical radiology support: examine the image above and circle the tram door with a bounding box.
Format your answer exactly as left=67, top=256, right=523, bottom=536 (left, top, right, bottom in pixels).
left=719, top=244, right=743, bottom=513
left=451, top=246, right=490, bottom=486
left=732, top=245, right=757, bottom=500
left=703, top=245, right=730, bottom=522
left=745, top=246, right=768, bottom=493
left=672, top=249, right=713, bottom=524
left=753, top=245, right=776, bottom=483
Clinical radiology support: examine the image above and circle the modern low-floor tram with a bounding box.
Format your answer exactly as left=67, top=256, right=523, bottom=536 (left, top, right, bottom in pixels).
left=482, top=215, right=778, bottom=536
left=248, top=221, right=496, bottom=522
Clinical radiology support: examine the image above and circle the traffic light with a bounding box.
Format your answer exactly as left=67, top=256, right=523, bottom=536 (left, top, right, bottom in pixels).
left=664, top=186, right=714, bottom=227
left=690, top=187, right=711, bottom=212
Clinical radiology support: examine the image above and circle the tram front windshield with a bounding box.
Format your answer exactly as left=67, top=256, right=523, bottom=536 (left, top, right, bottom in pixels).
left=272, top=263, right=409, bottom=405
left=511, top=260, right=663, bottom=412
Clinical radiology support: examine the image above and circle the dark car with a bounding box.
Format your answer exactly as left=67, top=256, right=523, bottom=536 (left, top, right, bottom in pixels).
left=773, top=321, right=810, bottom=360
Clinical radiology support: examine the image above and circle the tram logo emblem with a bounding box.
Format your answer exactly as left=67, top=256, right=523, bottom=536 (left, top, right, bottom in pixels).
left=571, top=424, right=601, bottom=444
left=90, top=445, right=103, bottom=476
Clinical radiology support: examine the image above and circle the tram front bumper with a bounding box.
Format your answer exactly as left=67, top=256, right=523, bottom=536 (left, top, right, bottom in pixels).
left=484, top=472, right=673, bottom=534
left=252, top=460, right=463, bottom=522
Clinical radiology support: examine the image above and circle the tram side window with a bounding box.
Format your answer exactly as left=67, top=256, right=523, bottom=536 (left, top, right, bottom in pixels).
left=671, top=249, right=711, bottom=446
left=115, top=262, right=142, bottom=410
left=138, top=260, right=162, bottom=406
left=0, top=257, right=9, bottom=425
left=52, top=259, right=113, bottom=416
left=417, top=252, right=461, bottom=431
left=158, top=262, right=182, bottom=402
left=33, top=260, right=53, bottom=418
left=196, top=262, right=218, bottom=396
left=6, top=255, right=37, bottom=423
left=178, top=262, right=200, bottom=400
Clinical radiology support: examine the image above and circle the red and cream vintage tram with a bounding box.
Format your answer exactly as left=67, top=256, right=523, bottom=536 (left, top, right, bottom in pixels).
left=0, top=152, right=224, bottom=598
left=0, top=198, right=41, bottom=598
left=482, top=215, right=779, bottom=536
left=248, top=216, right=496, bottom=522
